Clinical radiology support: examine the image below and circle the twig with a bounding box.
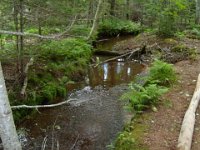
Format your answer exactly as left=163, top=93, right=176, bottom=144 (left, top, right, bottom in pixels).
left=41, top=136, right=48, bottom=150
left=70, top=134, right=80, bottom=150
left=51, top=117, right=59, bottom=150
left=11, top=98, right=78, bottom=109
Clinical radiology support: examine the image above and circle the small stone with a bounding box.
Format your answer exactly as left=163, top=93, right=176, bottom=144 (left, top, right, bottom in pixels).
left=179, top=91, right=183, bottom=94
left=185, top=93, right=190, bottom=97
left=196, top=113, right=199, bottom=116
left=193, top=80, right=197, bottom=82
left=151, top=120, right=154, bottom=123
left=152, top=106, right=158, bottom=112
left=55, top=125, right=61, bottom=130
left=195, top=127, right=199, bottom=131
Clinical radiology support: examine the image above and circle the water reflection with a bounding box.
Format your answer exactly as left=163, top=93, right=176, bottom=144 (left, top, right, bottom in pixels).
left=88, top=59, right=145, bottom=89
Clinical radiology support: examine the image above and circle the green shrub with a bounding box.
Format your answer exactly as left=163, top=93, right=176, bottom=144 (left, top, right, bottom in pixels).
left=70, top=25, right=91, bottom=37
left=121, top=84, right=168, bottom=112
left=40, top=38, right=92, bottom=61
left=121, top=60, right=176, bottom=112
left=98, top=17, right=141, bottom=37
left=147, top=60, right=177, bottom=86
left=113, top=131, right=136, bottom=150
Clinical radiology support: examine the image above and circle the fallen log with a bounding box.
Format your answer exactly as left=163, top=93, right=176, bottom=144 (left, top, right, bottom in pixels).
left=92, top=47, right=141, bottom=67
left=177, top=74, right=200, bottom=150
left=94, top=50, right=121, bottom=56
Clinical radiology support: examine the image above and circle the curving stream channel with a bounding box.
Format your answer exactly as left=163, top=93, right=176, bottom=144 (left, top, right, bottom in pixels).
left=21, top=36, right=145, bottom=150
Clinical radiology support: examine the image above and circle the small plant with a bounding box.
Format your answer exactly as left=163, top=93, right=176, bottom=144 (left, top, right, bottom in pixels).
left=121, top=60, right=176, bottom=112
left=114, top=131, right=136, bottom=150
left=147, top=60, right=177, bottom=86
left=121, top=83, right=168, bottom=112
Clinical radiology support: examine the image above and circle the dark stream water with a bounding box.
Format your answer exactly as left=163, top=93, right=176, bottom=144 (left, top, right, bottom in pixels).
left=21, top=36, right=145, bottom=150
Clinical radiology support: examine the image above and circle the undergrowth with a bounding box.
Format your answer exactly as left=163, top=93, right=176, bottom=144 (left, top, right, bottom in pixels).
left=98, top=17, right=141, bottom=37
left=10, top=38, right=92, bottom=121
left=113, top=60, right=177, bottom=149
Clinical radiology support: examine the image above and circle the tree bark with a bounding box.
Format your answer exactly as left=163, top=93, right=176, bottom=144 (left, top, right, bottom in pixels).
left=19, top=0, right=24, bottom=74
left=87, top=0, right=102, bottom=40
left=0, top=62, right=22, bottom=150
left=177, top=74, right=200, bottom=150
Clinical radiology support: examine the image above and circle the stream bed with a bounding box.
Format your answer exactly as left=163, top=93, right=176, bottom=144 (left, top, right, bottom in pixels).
left=21, top=36, right=146, bottom=150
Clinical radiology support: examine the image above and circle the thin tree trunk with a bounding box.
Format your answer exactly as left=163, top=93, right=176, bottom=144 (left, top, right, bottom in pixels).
left=87, top=0, right=102, bottom=40
left=19, top=0, right=24, bottom=74
left=126, top=0, right=130, bottom=19
left=109, top=0, right=115, bottom=16
left=0, top=62, right=22, bottom=150
left=13, top=0, right=20, bottom=73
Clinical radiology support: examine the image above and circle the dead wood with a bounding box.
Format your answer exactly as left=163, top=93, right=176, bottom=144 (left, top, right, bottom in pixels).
left=20, top=57, right=34, bottom=96
left=177, top=74, right=200, bottom=150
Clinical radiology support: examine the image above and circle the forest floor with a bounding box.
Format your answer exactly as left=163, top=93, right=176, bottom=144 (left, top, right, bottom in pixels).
left=139, top=58, right=200, bottom=150
left=128, top=37, right=200, bottom=150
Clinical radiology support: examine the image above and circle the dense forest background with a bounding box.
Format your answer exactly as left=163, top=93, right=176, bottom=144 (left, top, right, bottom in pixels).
left=1, top=0, right=200, bottom=149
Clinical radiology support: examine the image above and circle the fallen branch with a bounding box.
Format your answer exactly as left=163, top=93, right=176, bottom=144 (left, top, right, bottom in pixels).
left=20, top=57, right=34, bottom=96
left=70, top=134, right=80, bottom=150
left=177, top=74, right=200, bottom=150
left=41, top=136, right=48, bottom=150
left=11, top=98, right=78, bottom=109
left=92, top=48, right=141, bottom=67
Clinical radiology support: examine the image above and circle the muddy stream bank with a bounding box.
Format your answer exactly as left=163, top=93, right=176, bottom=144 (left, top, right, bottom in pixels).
left=21, top=36, right=146, bottom=150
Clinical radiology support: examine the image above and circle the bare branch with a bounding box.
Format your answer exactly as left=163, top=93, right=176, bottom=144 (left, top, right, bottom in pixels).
left=0, top=15, right=84, bottom=40
left=11, top=99, right=78, bottom=109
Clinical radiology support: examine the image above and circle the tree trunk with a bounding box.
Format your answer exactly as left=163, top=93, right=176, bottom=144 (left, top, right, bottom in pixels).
left=87, top=0, right=102, bottom=40
left=126, top=0, right=130, bottom=19
left=196, top=0, right=200, bottom=24
left=109, top=0, right=115, bottom=16
left=177, top=74, right=200, bottom=150
left=19, top=0, right=24, bottom=74
left=0, top=62, right=22, bottom=150
left=13, top=0, right=20, bottom=72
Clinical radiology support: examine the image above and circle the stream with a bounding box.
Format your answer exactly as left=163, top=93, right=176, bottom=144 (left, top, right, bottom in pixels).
left=21, top=36, right=146, bottom=150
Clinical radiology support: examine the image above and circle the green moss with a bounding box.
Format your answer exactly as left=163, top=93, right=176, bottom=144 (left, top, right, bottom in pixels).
left=172, top=44, right=198, bottom=60
left=113, top=115, right=149, bottom=150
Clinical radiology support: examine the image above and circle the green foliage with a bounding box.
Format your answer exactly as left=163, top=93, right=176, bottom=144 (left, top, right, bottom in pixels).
left=98, top=18, right=141, bottom=37
left=122, top=84, right=168, bottom=112
left=70, top=25, right=91, bottom=37
left=121, top=60, right=176, bottom=112
left=113, top=131, right=136, bottom=150
left=143, top=0, right=193, bottom=36
left=171, top=44, right=197, bottom=60
left=147, top=60, right=177, bottom=86
left=40, top=38, right=92, bottom=61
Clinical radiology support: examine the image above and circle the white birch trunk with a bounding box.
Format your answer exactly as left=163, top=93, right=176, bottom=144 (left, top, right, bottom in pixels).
left=0, top=62, right=22, bottom=150
left=87, top=0, right=102, bottom=40
left=177, top=74, right=200, bottom=150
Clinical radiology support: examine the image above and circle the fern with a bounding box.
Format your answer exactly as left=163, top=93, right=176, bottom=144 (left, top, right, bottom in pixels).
left=147, top=60, right=177, bottom=86
left=122, top=83, right=168, bottom=112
